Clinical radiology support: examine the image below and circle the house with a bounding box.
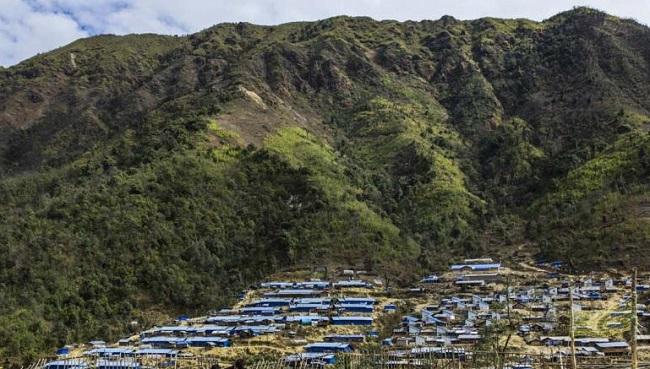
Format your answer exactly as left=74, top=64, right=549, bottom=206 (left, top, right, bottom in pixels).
left=194, top=325, right=234, bottom=336
left=333, top=280, right=372, bottom=289
left=455, top=280, right=485, bottom=287
left=421, top=275, right=440, bottom=283
left=295, top=281, right=330, bottom=289
left=43, top=360, right=88, bottom=369
left=245, top=298, right=292, bottom=307
left=304, top=342, right=353, bottom=353
left=331, top=316, right=373, bottom=326
left=285, top=353, right=337, bottom=365
left=117, top=337, right=136, bottom=346
left=296, top=298, right=331, bottom=305
left=96, top=360, right=140, bottom=369
left=285, top=315, right=329, bottom=325
left=574, top=338, right=609, bottom=347
left=636, top=335, right=650, bottom=346
left=384, top=304, right=397, bottom=313
left=575, top=347, right=601, bottom=357
left=182, top=336, right=230, bottom=348
left=84, top=348, right=134, bottom=358
left=140, top=336, right=185, bottom=348
left=289, top=303, right=331, bottom=312
left=540, top=336, right=570, bottom=347
left=205, top=315, right=282, bottom=326
left=232, top=325, right=279, bottom=337
left=56, top=347, right=70, bottom=356
left=595, top=342, right=630, bottom=356
left=141, top=325, right=197, bottom=337
left=456, top=334, right=481, bottom=344
left=133, top=349, right=178, bottom=357
left=239, top=306, right=281, bottom=316
left=450, top=261, right=501, bottom=272
left=260, top=281, right=295, bottom=289
left=335, top=303, right=374, bottom=313
left=530, top=322, right=554, bottom=333
left=204, top=315, right=241, bottom=325
left=264, top=289, right=322, bottom=297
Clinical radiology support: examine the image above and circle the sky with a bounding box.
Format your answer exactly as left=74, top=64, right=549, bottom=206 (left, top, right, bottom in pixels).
left=1, top=0, right=649, bottom=67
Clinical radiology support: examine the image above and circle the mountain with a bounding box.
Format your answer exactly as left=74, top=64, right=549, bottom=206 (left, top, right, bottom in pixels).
left=1, top=7, right=650, bottom=364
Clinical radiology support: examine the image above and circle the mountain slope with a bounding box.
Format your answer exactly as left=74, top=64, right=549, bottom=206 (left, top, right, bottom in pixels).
left=1, top=7, right=650, bottom=364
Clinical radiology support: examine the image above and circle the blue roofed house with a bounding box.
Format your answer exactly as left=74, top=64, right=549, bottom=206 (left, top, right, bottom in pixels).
left=289, top=303, right=331, bottom=313
left=285, top=315, right=330, bottom=326
left=239, top=306, right=280, bottom=316
left=304, top=342, right=353, bottom=353
left=260, top=281, right=295, bottom=289
left=595, top=342, right=630, bottom=356
left=96, top=360, right=141, bottom=369
left=335, top=303, right=374, bottom=313
left=196, top=325, right=233, bottom=336
left=333, top=280, right=372, bottom=289
left=43, top=360, right=89, bottom=369
left=245, top=298, right=292, bottom=307
left=284, top=353, right=337, bottom=365
left=84, top=348, right=134, bottom=358
left=56, top=347, right=70, bottom=356
left=264, top=289, right=323, bottom=297
left=182, top=336, right=231, bottom=348
left=384, top=304, right=397, bottom=312
left=133, top=349, right=178, bottom=358
left=140, top=336, right=185, bottom=348
left=421, top=275, right=440, bottom=283
left=450, top=263, right=501, bottom=272
left=331, top=316, right=373, bottom=326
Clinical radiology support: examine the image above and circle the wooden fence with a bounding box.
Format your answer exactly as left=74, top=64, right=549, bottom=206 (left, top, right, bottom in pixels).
left=26, top=351, right=650, bottom=369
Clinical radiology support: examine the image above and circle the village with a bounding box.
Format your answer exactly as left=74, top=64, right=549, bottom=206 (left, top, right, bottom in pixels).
left=42, top=258, right=650, bottom=369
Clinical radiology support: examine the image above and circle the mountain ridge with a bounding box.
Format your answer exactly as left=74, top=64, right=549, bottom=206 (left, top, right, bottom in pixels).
left=1, top=7, right=649, bottom=365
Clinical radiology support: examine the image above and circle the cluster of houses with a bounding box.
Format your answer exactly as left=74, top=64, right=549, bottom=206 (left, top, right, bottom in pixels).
left=44, top=259, right=650, bottom=368
left=47, top=271, right=381, bottom=368
left=380, top=258, right=649, bottom=361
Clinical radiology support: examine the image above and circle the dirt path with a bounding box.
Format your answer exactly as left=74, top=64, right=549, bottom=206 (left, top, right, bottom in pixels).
left=517, top=262, right=550, bottom=275
left=576, top=293, right=625, bottom=338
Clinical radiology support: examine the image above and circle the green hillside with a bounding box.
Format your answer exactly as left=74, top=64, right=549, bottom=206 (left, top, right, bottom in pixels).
left=1, top=7, right=649, bottom=365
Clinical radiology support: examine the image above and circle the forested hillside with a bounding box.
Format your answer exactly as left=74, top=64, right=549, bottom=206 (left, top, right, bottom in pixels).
left=1, top=7, right=649, bottom=365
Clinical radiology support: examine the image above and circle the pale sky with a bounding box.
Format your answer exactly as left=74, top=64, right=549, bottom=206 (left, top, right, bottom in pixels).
left=1, top=0, right=649, bottom=67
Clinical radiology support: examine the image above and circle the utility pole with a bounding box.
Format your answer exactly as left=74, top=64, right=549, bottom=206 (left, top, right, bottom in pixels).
left=632, top=268, right=638, bottom=369
left=569, top=281, right=577, bottom=369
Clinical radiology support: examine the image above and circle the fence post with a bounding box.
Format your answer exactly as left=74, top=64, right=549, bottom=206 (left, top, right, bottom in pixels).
left=632, top=268, right=638, bottom=369
left=569, top=281, right=577, bottom=369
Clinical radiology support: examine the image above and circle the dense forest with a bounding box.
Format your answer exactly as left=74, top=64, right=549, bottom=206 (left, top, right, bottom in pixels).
left=1, top=7, right=649, bottom=365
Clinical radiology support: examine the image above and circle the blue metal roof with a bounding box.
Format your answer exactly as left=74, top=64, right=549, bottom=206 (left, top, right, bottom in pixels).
left=296, top=298, right=331, bottom=304
left=450, top=263, right=501, bottom=271
left=285, top=315, right=329, bottom=322
left=84, top=348, right=134, bottom=357
left=44, top=360, right=88, bottom=369
left=331, top=316, right=373, bottom=322
left=284, top=353, right=336, bottom=365
left=96, top=360, right=140, bottom=369
left=333, top=280, right=372, bottom=288
left=305, top=342, right=351, bottom=349
left=133, top=348, right=178, bottom=357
